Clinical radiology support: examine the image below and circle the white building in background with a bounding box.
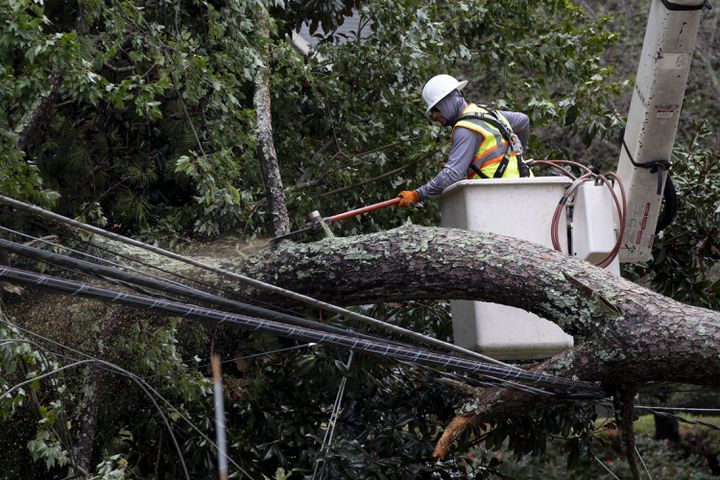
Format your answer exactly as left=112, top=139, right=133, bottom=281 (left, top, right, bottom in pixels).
left=290, top=12, right=372, bottom=57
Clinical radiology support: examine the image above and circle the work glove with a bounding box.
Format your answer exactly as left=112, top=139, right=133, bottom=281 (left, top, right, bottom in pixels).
left=397, top=190, right=420, bottom=208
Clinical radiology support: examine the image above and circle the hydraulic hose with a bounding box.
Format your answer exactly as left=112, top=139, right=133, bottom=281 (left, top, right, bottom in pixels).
left=528, top=160, right=627, bottom=269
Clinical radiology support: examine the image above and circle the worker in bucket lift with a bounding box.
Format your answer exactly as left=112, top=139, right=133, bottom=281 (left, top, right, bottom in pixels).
left=397, top=74, right=532, bottom=208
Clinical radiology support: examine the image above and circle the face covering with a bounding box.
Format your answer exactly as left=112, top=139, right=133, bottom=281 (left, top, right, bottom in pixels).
left=434, top=90, right=468, bottom=126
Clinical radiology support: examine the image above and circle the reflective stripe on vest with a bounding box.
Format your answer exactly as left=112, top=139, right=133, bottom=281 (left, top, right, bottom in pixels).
left=451, top=104, right=521, bottom=179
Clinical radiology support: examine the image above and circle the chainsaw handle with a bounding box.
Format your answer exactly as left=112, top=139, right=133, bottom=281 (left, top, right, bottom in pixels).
left=326, top=197, right=401, bottom=223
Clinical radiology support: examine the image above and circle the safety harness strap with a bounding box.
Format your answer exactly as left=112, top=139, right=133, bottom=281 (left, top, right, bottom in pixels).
left=457, top=109, right=530, bottom=178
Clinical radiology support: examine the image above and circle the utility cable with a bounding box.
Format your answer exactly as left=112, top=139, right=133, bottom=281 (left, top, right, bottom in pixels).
left=634, top=405, right=720, bottom=414
left=0, top=235, right=487, bottom=373
left=1, top=359, right=94, bottom=399
left=144, top=343, right=318, bottom=380
left=0, top=222, right=310, bottom=322
left=0, top=265, right=603, bottom=396
left=195, top=343, right=317, bottom=371
left=1, top=233, right=577, bottom=396
left=50, top=221, right=313, bottom=319
left=592, top=451, right=623, bottom=480
left=0, top=236, right=410, bottom=348
left=0, top=194, right=522, bottom=370
left=599, top=401, right=720, bottom=431
left=635, top=445, right=653, bottom=480
left=642, top=409, right=720, bottom=431
left=407, top=362, right=558, bottom=398
left=312, top=350, right=354, bottom=480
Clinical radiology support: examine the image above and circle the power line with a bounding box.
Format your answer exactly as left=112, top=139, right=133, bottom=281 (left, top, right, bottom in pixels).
left=634, top=405, right=720, bottom=414
left=409, top=362, right=559, bottom=398
left=640, top=409, right=720, bottom=431
left=43, top=223, right=315, bottom=320
left=635, top=445, right=653, bottom=480
left=144, top=343, right=319, bottom=380
left=592, top=451, right=622, bottom=480
left=1, top=229, right=604, bottom=397
left=0, top=193, right=521, bottom=369
left=0, top=234, right=502, bottom=383
left=0, top=221, right=313, bottom=320
left=0, top=265, right=603, bottom=397
left=0, top=235, right=402, bottom=347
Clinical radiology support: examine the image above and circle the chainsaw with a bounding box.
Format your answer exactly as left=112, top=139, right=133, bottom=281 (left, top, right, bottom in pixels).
left=271, top=197, right=404, bottom=243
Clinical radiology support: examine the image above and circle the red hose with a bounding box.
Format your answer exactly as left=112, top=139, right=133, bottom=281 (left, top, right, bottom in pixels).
left=539, top=160, right=627, bottom=268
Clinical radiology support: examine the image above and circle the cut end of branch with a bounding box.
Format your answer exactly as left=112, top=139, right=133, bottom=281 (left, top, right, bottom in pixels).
left=433, top=414, right=480, bottom=459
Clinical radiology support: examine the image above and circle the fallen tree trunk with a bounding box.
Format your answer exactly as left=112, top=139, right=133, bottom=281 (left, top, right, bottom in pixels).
left=8, top=223, right=720, bottom=463
left=225, top=224, right=720, bottom=383
left=229, top=224, right=719, bottom=457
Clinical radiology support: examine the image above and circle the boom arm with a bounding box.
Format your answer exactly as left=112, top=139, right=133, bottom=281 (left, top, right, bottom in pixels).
left=616, top=0, right=707, bottom=263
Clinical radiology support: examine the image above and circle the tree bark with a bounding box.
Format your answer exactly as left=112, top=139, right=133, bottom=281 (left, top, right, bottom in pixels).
left=167, top=223, right=720, bottom=389
left=228, top=224, right=720, bottom=456
left=16, top=70, right=62, bottom=152
left=253, top=7, right=290, bottom=238
left=75, top=367, right=101, bottom=473
left=16, top=4, right=88, bottom=152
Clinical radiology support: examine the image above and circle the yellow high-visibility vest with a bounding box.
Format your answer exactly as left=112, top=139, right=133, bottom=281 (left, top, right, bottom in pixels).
left=452, top=104, right=523, bottom=179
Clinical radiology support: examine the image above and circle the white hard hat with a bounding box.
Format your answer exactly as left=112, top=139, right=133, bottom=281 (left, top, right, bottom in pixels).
left=421, top=74, right=468, bottom=115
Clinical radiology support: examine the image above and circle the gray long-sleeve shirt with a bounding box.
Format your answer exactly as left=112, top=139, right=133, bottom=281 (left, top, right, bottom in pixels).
left=417, top=94, right=529, bottom=200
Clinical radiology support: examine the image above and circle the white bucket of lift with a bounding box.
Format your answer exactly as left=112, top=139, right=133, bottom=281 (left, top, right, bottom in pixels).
left=439, top=177, right=575, bottom=360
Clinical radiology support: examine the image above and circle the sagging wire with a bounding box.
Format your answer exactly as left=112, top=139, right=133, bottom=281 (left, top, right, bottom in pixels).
left=0, top=194, right=524, bottom=371
left=193, top=342, right=318, bottom=372
left=312, top=350, right=354, bottom=480
left=145, top=342, right=319, bottom=380
left=0, top=319, right=255, bottom=480
left=528, top=160, right=628, bottom=269
left=592, top=450, right=623, bottom=480
left=0, top=230, right=189, bottom=306
left=2, top=221, right=312, bottom=322
left=0, top=265, right=603, bottom=396
left=641, top=409, right=720, bottom=432
left=0, top=233, right=411, bottom=350
left=1, top=359, right=94, bottom=399
left=1, top=224, right=448, bottom=366
left=408, top=362, right=559, bottom=398
left=1, top=237, right=595, bottom=404
left=597, top=401, right=720, bottom=431
left=1, top=232, right=488, bottom=379
left=59, top=229, right=312, bottom=321
left=635, top=445, right=654, bottom=480
left=634, top=405, right=720, bottom=414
